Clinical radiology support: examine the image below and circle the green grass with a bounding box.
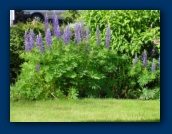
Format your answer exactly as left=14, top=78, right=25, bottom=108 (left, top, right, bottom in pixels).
left=10, top=99, right=160, bottom=122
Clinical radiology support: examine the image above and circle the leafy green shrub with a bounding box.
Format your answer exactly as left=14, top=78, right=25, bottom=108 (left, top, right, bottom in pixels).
left=79, top=10, right=160, bottom=55
left=10, top=21, right=46, bottom=84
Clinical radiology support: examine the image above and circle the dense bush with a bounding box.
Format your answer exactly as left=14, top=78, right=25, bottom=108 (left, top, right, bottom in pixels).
left=11, top=11, right=160, bottom=100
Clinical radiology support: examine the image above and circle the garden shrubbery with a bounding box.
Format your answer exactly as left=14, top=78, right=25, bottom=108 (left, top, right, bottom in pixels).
left=10, top=10, right=160, bottom=100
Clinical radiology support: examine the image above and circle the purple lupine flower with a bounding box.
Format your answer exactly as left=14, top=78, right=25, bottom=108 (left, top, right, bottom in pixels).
left=96, top=26, right=101, bottom=45
left=106, top=25, right=111, bottom=50
left=52, top=11, right=57, bottom=26
left=24, top=31, right=31, bottom=52
left=74, top=23, right=81, bottom=44
left=36, top=33, right=44, bottom=54
left=151, top=59, right=156, bottom=72
left=52, top=12, right=61, bottom=39
left=86, top=26, right=90, bottom=41
left=46, top=28, right=52, bottom=50
left=29, top=29, right=35, bottom=49
left=151, top=47, right=155, bottom=56
left=44, top=14, right=49, bottom=32
left=36, top=63, right=40, bottom=72
left=158, top=55, right=160, bottom=67
left=79, top=20, right=85, bottom=40
left=63, top=26, right=72, bottom=45
left=142, top=50, right=148, bottom=68
left=154, top=39, right=159, bottom=44
left=133, top=53, right=138, bottom=65
left=54, top=25, right=61, bottom=39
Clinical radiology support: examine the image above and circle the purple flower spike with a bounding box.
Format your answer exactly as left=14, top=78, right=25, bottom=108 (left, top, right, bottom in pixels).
left=133, top=53, right=138, bottom=65
left=142, top=50, right=148, bottom=68
left=151, top=59, right=156, bottom=72
left=106, top=25, right=111, bottom=50
left=44, top=14, right=49, bottom=32
left=29, top=29, right=35, bottom=49
left=74, top=23, right=81, bottom=44
left=46, top=28, right=52, bottom=50
left=80, top=20, right=85, bottom=40
left=63, top=26, right=72, bottom=45
left=36, top=33, right=44, bottom=54
left=96, top=26, right=101, bottom=46
left=151, top=47, right=155, bottom=56
left=52, top=12, right=61, bottom=39
left=24, top=31, right=30, bottom=52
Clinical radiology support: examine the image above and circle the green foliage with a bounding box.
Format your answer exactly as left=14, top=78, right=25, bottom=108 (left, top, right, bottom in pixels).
left=140, top=87, right=160, bottom=100
left=68, top=87, right=79, bottom=99
left=79, top=10, right=160, bottom=55
left=10, top=21, right=45, bottom=84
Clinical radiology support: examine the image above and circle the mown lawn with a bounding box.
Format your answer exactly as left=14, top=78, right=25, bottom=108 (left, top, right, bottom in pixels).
left=10, top=99, right=160, bottom=122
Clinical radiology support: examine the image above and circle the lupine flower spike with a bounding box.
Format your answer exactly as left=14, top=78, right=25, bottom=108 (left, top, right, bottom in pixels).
left=74, top=23, right=81, bottom=44
left=80, top=20, right=85, bottom=40
left=142, top=50, right=148, bottom=68
left=63, top=26, right=72, bottom=45
left=151, top=47, right=155, bottom=56
left=29, top=29, right=35, bottom=49
left=133, top=53, right=138, bottom=65
left=36, top=33, right=44, bottom=54
left=24, top=31, right=30, bottom=52
left=151, top=59, right=156, bottom=72
left=52, top=12, right=61, bottom=39
left=106, top=25, right=111, bottom=50
left=46, top=28, right=52, bottom=50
